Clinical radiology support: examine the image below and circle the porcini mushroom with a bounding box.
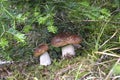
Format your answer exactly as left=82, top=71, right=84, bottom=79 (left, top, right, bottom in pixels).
left=51, top=32, right=82, bottom=58
left=34, top=44, right=51, bottom=66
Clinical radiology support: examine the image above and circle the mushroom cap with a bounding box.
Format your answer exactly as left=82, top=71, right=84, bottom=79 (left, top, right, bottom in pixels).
left=51, top=32, right=82, bottom=47
left=34, top=44, right=49, bottom=57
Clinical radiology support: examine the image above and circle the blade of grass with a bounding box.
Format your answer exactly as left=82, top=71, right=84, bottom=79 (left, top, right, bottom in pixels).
left=105, top=58, right=120, bottom=80
left=75, top=63, right=83, bottom=80
left=95, top=18, right=112, bottom=51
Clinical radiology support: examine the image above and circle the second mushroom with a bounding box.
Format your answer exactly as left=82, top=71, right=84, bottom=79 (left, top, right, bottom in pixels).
left=51, top=32, right=82, bottom=58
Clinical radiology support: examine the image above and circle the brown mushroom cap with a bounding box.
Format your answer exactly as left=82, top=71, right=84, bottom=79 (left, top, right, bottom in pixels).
left=34, top=44, right=49, bottom=57
left=51, top=32, right=82, bottom=47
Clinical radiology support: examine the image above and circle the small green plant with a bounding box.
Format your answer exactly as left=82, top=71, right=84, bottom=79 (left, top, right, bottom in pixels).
left=113, top=63, right=120, bottom=75
left=67, top=1, right=111, bottom=21
left=0, top=38, right=8, bottom=49
left=7, top=28, right=26, bottom=43
left=36, top=5, right=57, bottom=33
left=0, top=1, right=58, bottom=60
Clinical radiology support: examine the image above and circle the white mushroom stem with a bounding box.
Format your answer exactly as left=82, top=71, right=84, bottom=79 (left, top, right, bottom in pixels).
left=62, top=44, right=75, bottom=58
left=40, top=52, right=51, bottom=66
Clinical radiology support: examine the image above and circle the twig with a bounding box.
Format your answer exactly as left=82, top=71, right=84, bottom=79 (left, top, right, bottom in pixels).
left=56, top=63, right=79, bottom=75
left=80, top=72, right=92, bottom=80
left=104, top=47, right=120, bottom=52
left=95, top=59, right=117, bottom=65
left=112, top=75, right=120, bottom=80
left=55, top=18, right=120, bottom=25
left=95, top=51, right=120, bottom=58
left=98, top=66, right=102, bottom=79
left=111, top=8, right=120, bottom=15
left=54, top=62, right=81, bottom=80
left=0, top=61, right=14, bottom=65
left=99, top=30, right=118, bottom=49
left=72, top=20, right=120, bottom=25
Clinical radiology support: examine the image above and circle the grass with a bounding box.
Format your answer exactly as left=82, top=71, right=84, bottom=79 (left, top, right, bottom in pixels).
left=0, top=3, right=120, bottom=79
left=1, top=46, right=120, bottom=80
left=0, top=23, right=120, bottom=80
left=1, top=23, right=120, bottom=80
left=1, top=56, right=91, bottom=80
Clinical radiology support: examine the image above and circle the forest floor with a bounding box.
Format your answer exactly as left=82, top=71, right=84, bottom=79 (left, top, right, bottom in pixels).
left=0, top=50, right=120, bottom=80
